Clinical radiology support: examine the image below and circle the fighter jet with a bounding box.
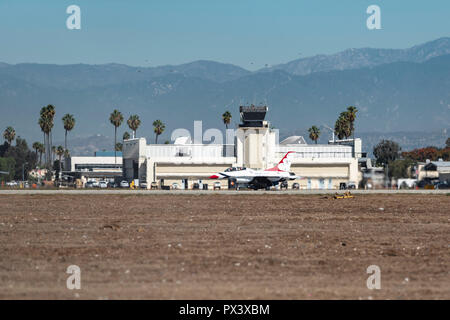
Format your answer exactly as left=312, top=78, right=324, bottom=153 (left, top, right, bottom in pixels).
left=209, top=151, right=300, bottom=190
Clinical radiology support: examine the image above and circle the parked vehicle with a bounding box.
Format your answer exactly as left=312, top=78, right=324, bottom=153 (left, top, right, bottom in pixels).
left=140, top=182, right=148, bottom=189
left=99, top=181, right=108, bottom=189
left=120, top=180, right=130, bottom=188
left=280, top=181, right=288, bottom=189
left=213, top=181, right=221, bottom=190
left=107, top=181, right=118, bottom=188
left=397, top=178, right=417, bottom=189
left=340, top=182, right=356, bottom=190
left=436, top=182, right=450, bottom=189
left=85, top=181, right=94, bottom=188
left=171, top=182, right=180, bottom=190
left=6, top=181, right=18, bottom=187
left=417, top=178, right=438, bottom=189
left=292, top=182, right=300, bottom=190
left=192, top=183, right=200, bottom=190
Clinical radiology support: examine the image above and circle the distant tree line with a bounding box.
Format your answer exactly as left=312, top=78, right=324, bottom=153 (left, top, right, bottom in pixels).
left=372, top=138, right=450, bottom=180
left=2, top=100, right=448, bottom=184
left=0, top=137, right=37, bottom=181
left=402, top=146, right=450, bottom=162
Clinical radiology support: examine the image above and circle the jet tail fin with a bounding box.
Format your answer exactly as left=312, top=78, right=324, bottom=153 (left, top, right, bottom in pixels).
left=266, top=151, right=295, bottom=172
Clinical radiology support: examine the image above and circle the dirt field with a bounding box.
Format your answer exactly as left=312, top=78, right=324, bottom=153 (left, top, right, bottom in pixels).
left=0, top=193, right=448, bottom=299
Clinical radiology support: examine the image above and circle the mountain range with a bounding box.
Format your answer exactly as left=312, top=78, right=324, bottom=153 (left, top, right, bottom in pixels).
left=0, top=37, right=449, bottom=155
left=264, top=37, right=450, bottom=75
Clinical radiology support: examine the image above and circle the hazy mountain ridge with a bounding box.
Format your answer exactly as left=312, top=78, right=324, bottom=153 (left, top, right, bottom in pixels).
left=56, top=134, right=115, bottom=157
left=264, top=37, right=450, bottom=75
left=0, top=38, right=449, bottom=147
left=0, top=55, right=449, bottom=142
left=1, top=38, right=448, bottom=88
left=0, top=60, right=251, bottom=90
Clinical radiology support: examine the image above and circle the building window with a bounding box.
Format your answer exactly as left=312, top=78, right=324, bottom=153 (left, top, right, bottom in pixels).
left=74, top=164, right=122, bottom=171
left=319, top=179, right=325, bottom=189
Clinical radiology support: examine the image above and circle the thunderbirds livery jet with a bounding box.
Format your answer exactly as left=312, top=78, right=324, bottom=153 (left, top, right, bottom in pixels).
left=209, top=151, right=299, bottom=190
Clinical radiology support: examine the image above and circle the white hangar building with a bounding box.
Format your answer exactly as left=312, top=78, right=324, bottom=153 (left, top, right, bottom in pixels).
left=122, top=106, right=362, bottom=189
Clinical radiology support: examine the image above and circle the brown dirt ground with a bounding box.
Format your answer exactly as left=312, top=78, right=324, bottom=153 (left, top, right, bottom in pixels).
left=0, top=193, right=449, bottom=300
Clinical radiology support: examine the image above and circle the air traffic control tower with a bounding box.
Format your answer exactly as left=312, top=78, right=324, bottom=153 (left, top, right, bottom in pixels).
left=235, top=105, right=277, bottom=169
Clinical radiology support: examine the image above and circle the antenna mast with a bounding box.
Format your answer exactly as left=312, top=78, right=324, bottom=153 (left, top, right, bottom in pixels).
left=322, top=124, right=335, bottom=143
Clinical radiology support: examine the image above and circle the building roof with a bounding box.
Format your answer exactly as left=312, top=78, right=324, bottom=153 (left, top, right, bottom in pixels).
left=431, top=161, right=450, bottom=167
left=173, top=136, right=191, bottom=145
left=239, top=105, right=268, bottom=127
left=280, top=136, right=307, bottom=145
left=423, top=160, right=450, bottom=172
left=95, top=151, right=123, bottom=157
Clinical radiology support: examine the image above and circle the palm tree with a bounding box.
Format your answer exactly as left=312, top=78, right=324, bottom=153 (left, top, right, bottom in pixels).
left=123, top=131, right=131, bottom=141
left=334, top=112, right=351, bottom=140
left=127, top=115, right=141, bottom=138
left=37, top=143, right=45, bottom=166
left=109, top=109, right=124, bottom=164
left=308, top=126, right=321, bottom=144
left=334, top=117, right=342, bottom=140
left=346, top=106, right=358, bottom=139
left=55, top=146, right=65, bottom=181
left=347, top=106, right=358, bottom=146
left=64, top=148, right=70, bottom=160
left=3, top=126, right=16, bottom=145
left=32, top=142, right=40, bottom=161
left=51, top=146, right=56, bottom=164
left=345, top=106, right=358, bottom=156
left=222, top=111, right=232, bottom=129
left=38, top=117, right=46, bottom=159
left=153, top=120, right=165, bottom=144
left=342, top=112, right=352, bottom=139
left=39, top=105, right=55, bottom=167
left=62, top=114, right=75, bottom=151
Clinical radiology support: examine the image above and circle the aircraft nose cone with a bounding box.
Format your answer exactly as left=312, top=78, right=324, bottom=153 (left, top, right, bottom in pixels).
left=210, top=175, right=219, bottom=179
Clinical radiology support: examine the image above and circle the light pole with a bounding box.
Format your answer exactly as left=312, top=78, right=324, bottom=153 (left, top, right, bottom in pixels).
left=385, top=162, right=389, bottom=189
left=22, top=162, right=28, bottom=187
left=322, top=124, right=335, bottom=143
left=37, top=166, right=41, bottom=187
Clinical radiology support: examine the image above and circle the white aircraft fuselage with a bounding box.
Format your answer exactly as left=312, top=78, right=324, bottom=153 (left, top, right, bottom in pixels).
left=210, top=152, right=300, bottom=189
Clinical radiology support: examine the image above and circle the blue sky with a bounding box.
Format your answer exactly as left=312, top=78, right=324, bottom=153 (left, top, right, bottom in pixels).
left=0, top=0, right=448, bottom=70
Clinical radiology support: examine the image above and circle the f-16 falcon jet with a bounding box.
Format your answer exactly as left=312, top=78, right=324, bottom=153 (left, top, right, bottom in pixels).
left=209, top=151, right=300, bottom=190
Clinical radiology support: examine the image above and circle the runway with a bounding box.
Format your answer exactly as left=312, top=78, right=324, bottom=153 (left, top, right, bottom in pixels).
left=0, top=189, right=448, bottom=195
left=1, top=192, right=449, bottom=299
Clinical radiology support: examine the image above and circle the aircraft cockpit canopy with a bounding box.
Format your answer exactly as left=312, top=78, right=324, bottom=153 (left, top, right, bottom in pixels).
left=224, top=167, right=247, bottom=172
